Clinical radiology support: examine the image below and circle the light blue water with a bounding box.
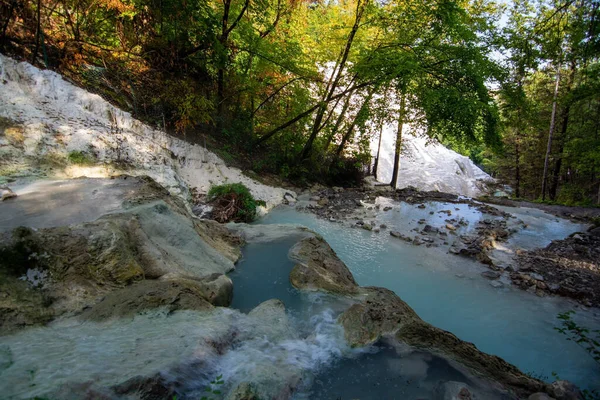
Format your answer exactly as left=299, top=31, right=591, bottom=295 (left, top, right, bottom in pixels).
left=228, top=236, right=511, bottom=399
left=304, top=342, right=511, bottom=400
left=257, top=205, right=600, bottom=390
left=229, top=236, right=303, bottom=313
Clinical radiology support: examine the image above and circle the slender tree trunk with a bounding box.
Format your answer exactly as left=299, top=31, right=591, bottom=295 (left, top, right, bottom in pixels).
left=549, top=60, right=576, bottom=201
left=515, top=139, right=521, bottom=198
left=216, top=0, right=230, bottom=133
left=333, top=90, right=374, bottom=162
left=216, top=0, right=249, bottom=133
left=541, top=63, right=561, bottom=201
left=254, top=81, right=371, bottom=146
left=324, top=91, right=354, bottom=151
left=373, top=122, right=384, bottom=181
left=1, top=0, right=16, bottom=41
left=514, top=75, right=524, bottom=199
left=390, top=93, right=406, bottom=188
left=31, top=0, right=42, bottom=65
left=297, top=0, right=366, bottom=161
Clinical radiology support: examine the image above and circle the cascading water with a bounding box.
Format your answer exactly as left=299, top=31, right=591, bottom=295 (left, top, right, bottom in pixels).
left=371, top=122, right=492, bottom=197
left=256, top=203, right=600, bottom=391
left=227, top=238, right=512, bottom=399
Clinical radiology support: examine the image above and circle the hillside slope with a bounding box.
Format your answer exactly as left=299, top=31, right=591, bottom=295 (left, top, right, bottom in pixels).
left=0, top=54, right=290, bottom=209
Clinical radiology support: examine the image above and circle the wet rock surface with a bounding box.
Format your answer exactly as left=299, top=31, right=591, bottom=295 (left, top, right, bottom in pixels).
left=79, top=277, right=223, bottom=322
left=480, top=196, right=600, bottom=224
left=288, top=231, right=563, bottom=399
left=295, top=184, right=599, bottom=307
left=0, top=176, right=242, bottom=334
left=289, top=236, right=359, bottom=295
left=514, top=228, right=600, bottom=307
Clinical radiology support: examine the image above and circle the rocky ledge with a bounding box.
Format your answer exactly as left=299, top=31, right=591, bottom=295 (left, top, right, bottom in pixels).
left=514, top=227, right=600, bottom=307
left=0, top=175, right=243, bottom=334
left=285, top=233, right=584, bottom=400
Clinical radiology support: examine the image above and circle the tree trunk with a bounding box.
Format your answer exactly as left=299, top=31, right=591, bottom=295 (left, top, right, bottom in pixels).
left=541, top=63, right=561, bottom=201
left=31, top=0, right=42, bottom=65
left=514, top=139, right=521, bottom=198
left=216, top=0, right=249, bottom=132
left=1, top=0, right=16, bottom=41
left=333, top=90, right=374, bottom=161
left=324, top=90, right=354, bottom=151
left=254, top=81, right=371, bottom=146
left=390, top=93, right=406, bottom=188
left=549, top=59, right=576, bottom=201
left=297, top=0, right=366, bottom=161
left=373, top=123, right=384, bottom=181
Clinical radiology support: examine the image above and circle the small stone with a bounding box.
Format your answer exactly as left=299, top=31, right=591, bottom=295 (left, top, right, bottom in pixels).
left=0, top=187, right=17, bottom=201
left=446, top=224, right=457, bottom=231
left=417, top=204, right=426, bottom=209
left=317, top=198, right=329, bottom=206
left=362, top=224, right=373, bottom=231
left=380, top=224, right=387, bottom=229
left=490, top=280, right=504, bottom=288
left=423, top=224, right=438, bottom=233
left=309, top=196, right=320, bottom=202
left=530, top=273, right=544, bottom=281
left=481, top=271, right=501, bottom=280
left=283, top=193, right=296, bottom=205
left=383, top=206, right=392, bottom=211
left=354, top=199, right=363, bottom=207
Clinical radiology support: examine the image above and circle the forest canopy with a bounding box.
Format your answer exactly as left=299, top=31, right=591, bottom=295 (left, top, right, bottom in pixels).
left=1, top=0, right=599, bottom=203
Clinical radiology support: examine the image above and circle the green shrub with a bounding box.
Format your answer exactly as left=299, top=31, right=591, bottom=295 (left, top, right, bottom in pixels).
left=207, top=183, right=265, bottom=223
left=67, top=151, right=95, bottom=165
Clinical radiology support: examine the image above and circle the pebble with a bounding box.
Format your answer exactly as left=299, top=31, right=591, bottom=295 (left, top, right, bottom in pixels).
left=481, top=271, right=501, bottom=280
left=490, top=280, right=504, bottom=288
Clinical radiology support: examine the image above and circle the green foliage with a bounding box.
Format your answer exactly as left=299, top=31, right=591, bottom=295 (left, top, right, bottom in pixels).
left=554, top=312, right=600, bottom=400
left=207, top=183, right=265, bottom=222
left=481, top=0, right=600, bottom=203
left=67, top=151, right=95, bottom=165
left=555, top=311, right=600, bottom=365
left=3, top=0, right=512, bottom=186
left=200, top=374, right=225, bottom=400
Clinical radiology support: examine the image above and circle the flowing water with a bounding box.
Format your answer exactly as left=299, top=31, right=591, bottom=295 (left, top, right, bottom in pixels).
left=2, top=179, right=599, bottom=397
left=255, top=204, right=600, bottom=391
left=229, top=239, right=510, bottom=399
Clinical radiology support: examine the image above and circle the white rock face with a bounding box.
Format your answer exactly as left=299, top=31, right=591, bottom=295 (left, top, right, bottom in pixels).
left=0, top=54, right=291, bottom=210
left=372, top=123, right=493, bottom=197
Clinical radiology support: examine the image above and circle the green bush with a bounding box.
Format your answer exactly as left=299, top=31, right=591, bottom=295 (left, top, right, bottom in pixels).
left=67, top=150, right=95, bottom=165
left=207, top=183, right=265, bottom=223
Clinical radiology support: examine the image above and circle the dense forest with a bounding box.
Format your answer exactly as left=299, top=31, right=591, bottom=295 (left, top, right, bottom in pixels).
left=0, top=0, right=598, bottom=203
